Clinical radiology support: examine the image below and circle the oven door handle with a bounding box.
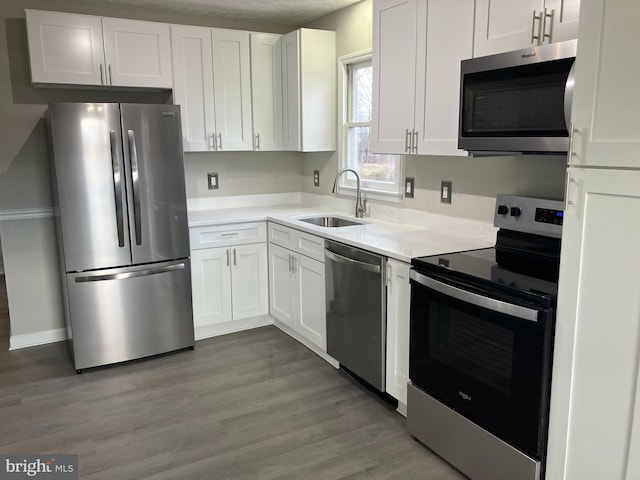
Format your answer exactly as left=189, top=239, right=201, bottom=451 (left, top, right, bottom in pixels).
left=409, top=270, right=539, bottom=322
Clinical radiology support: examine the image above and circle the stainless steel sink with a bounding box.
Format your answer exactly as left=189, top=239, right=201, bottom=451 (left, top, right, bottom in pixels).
left=298, top=216, right=364, bottom=228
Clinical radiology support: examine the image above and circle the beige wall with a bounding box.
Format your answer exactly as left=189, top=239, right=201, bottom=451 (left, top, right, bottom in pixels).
left=184, top=152, right=303, bottom=198
left=303, top=0, right=567, bottom=222
left=0, top=0, right=296, bottom=340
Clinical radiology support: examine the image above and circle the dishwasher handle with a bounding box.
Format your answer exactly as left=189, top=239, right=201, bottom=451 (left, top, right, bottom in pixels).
left=325, top=249, right=381, bottom=273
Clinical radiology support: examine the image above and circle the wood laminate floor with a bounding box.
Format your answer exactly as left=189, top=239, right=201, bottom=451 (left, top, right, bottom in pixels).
left=0, top=275, right=466, bottom=479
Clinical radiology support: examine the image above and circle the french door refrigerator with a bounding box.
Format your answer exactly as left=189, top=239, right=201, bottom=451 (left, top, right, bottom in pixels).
left=46, top=103, right=194, bottom=372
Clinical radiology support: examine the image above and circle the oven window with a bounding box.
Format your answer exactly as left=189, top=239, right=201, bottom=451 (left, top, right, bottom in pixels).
left=430, top=304, right=514, bottom=396
left=461, top=58, right=574, bottom=137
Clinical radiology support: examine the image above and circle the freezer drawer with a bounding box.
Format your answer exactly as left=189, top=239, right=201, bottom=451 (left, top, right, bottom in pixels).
left=66, top=259, right=194, bottom=370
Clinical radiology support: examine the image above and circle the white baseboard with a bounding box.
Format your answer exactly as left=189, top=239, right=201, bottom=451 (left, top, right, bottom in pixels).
left=9, top=328, right=67, bottom=350
left=194, top=315, right=273, bottom=341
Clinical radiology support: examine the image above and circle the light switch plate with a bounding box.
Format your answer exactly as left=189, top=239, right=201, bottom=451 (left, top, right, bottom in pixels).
left=405, top=177, right=414, bottom=198
left=441, top=180, right=452, bottom=204
left=208, top=172, right=219, bottom=190
left=313, top=170, right=320, bottom=187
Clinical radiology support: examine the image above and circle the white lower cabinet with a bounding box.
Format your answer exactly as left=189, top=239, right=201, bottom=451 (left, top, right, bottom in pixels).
left=268, top=243, right=326, bottom=350
left=190, top=223, right=269, bottom=339
left=268, top=223, right=327, bottom=351
left=385, top=259, right=411, bottom=412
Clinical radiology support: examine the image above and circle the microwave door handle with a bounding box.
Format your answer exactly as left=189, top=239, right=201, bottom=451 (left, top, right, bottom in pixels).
left=409, top=270, right=539, bottom=322
left=564, top=61, right=576, bottom=131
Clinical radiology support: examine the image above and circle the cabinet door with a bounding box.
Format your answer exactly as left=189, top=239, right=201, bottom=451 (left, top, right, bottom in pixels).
left=544, top=0, right=580, bottom=44
left=295, top=255, right=326, bottom=350
left=211, top=29, right=253, bottom=151
left=385, top=259, right=411, bottom=407
left=191, top=247, right=232, bottom=328
left=268, top=243, right=296, bottom=329
left=473, top=0, right=543, bottom=57
left=171, top=25, right=216, bottom=152
left=414, top=0, right=474, bottom=156
left=25, top=10, right=105, bottom=86
left=231, top=243, right=269, bottom=321
left=547, top=168, right=640, bottom=480
left=568, top=0, right=640, bottom=168
left=281, top=30, right=301, bottom=151
left=102, top=18, right=172, bottom=88
left=371, top=0, right=418, bottom=154
left=250, top=33, right=283, bottom=151
left=298, top=29, right=336, bottom=152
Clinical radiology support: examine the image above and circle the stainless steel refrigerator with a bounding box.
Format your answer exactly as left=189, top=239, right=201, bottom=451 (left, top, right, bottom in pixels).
left=46, top=103, right=194, bottom=372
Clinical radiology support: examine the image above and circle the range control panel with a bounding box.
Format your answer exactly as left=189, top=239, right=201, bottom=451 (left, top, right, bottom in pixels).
left=494, top=195, right=564, bottom=238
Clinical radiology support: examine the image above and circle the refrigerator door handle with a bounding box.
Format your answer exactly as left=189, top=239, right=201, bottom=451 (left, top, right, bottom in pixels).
left=127, top=129, right=143, bottom=246
left=109, top=130, right=125, bottom=247
left=74, top=262, right=186, bottom=283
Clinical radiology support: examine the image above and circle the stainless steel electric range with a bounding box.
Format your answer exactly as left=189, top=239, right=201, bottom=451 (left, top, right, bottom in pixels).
left=407, top=195, right=563, bottom=480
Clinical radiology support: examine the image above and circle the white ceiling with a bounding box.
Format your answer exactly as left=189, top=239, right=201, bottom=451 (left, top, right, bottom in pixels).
left=82, top=0, right=362, bottom=26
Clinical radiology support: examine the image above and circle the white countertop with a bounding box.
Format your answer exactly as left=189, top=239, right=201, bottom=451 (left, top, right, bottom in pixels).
left=188, top=204, right=495, bottom=263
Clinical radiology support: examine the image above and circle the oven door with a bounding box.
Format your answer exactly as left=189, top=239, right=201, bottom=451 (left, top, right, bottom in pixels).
left=409, top=268, right=554, bottom=458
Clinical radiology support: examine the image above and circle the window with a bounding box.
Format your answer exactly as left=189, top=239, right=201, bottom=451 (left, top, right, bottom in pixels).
left=339, top=52, right=402, bottom=198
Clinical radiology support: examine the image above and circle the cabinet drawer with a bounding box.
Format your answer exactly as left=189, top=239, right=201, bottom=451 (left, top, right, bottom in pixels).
left=268, top=221, right=325, bottom=263
left=296, top=230, right=325, bottom=263
left=268, top=222, right=297, bottom=250
left=190, top=222, right=266, bottom=250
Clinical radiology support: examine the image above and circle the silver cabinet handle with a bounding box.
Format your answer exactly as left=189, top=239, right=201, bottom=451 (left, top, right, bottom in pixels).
left=531, top=10, right=542, bottom=44
left=409, top=269, right=539, bottom=322
left=542, top=8, right=554, bottom=43
left=100, top=64, right=104, bottom=85
left=325, top=249, right=381, bottom=273
left=220, top=232, right=240, bottom=237
left=217, top=132, right=222, bottom=150
left=127, top=130, right=142, bottom=246
left=75, top=262, right=185, bottom=283
left=255, top=133, right=260, bottom=150
left=288, top=254, right=293, bottom=273
left=109, top=130, right=125, bottom=248
left=108, top=64, right=113, bottom=85
left=412, top=129, right=418, bottom=154
left=233, top=248, right=237, bottom=266
left=226, top=249, right=230, bottom=266
left=405, top=129, right=411, bottom=153
left=209, top=133, right=215, bottom=150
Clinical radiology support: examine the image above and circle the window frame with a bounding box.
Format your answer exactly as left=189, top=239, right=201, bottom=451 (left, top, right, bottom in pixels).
left=338, top=51, right=403, bottom=201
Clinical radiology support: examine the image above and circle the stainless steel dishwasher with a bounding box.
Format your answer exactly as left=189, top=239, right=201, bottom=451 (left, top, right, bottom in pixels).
left=325, top=239, right=386, bottom=391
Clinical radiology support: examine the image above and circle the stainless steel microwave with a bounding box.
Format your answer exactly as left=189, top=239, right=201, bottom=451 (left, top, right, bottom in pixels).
left=458, top=39, right=577, bottom=155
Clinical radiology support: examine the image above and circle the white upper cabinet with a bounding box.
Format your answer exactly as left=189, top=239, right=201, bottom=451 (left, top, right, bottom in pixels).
left=474, top=0, right=580, bottom=57
left=170, top=26, right=253, bottom=152
left=415, top=0, right=474, bottom=156
left=371, top=0, right=474, bottom=156
left=371, top=0, right=418, bottom=155
left=170, top=25, right=216, bottom=152
left=250, top=33, right=283, bottom=151
left=211, top=29, right=254, bottom=151
left=26, top=10, right=105, bottom=86
left=282, top=28, right=336, bottom=152
left=567, top=0, right=640, bottom=168
left=101, top=18, right=172, bottom=88
left=26, top=10, right=172, bottom=88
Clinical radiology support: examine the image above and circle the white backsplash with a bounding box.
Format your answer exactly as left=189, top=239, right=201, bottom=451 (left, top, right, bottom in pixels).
left=187, top=192, right=302, bottom=211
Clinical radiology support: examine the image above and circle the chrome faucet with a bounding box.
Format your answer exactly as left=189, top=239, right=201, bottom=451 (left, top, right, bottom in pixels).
left=332, top=168, right=366, bottom=218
